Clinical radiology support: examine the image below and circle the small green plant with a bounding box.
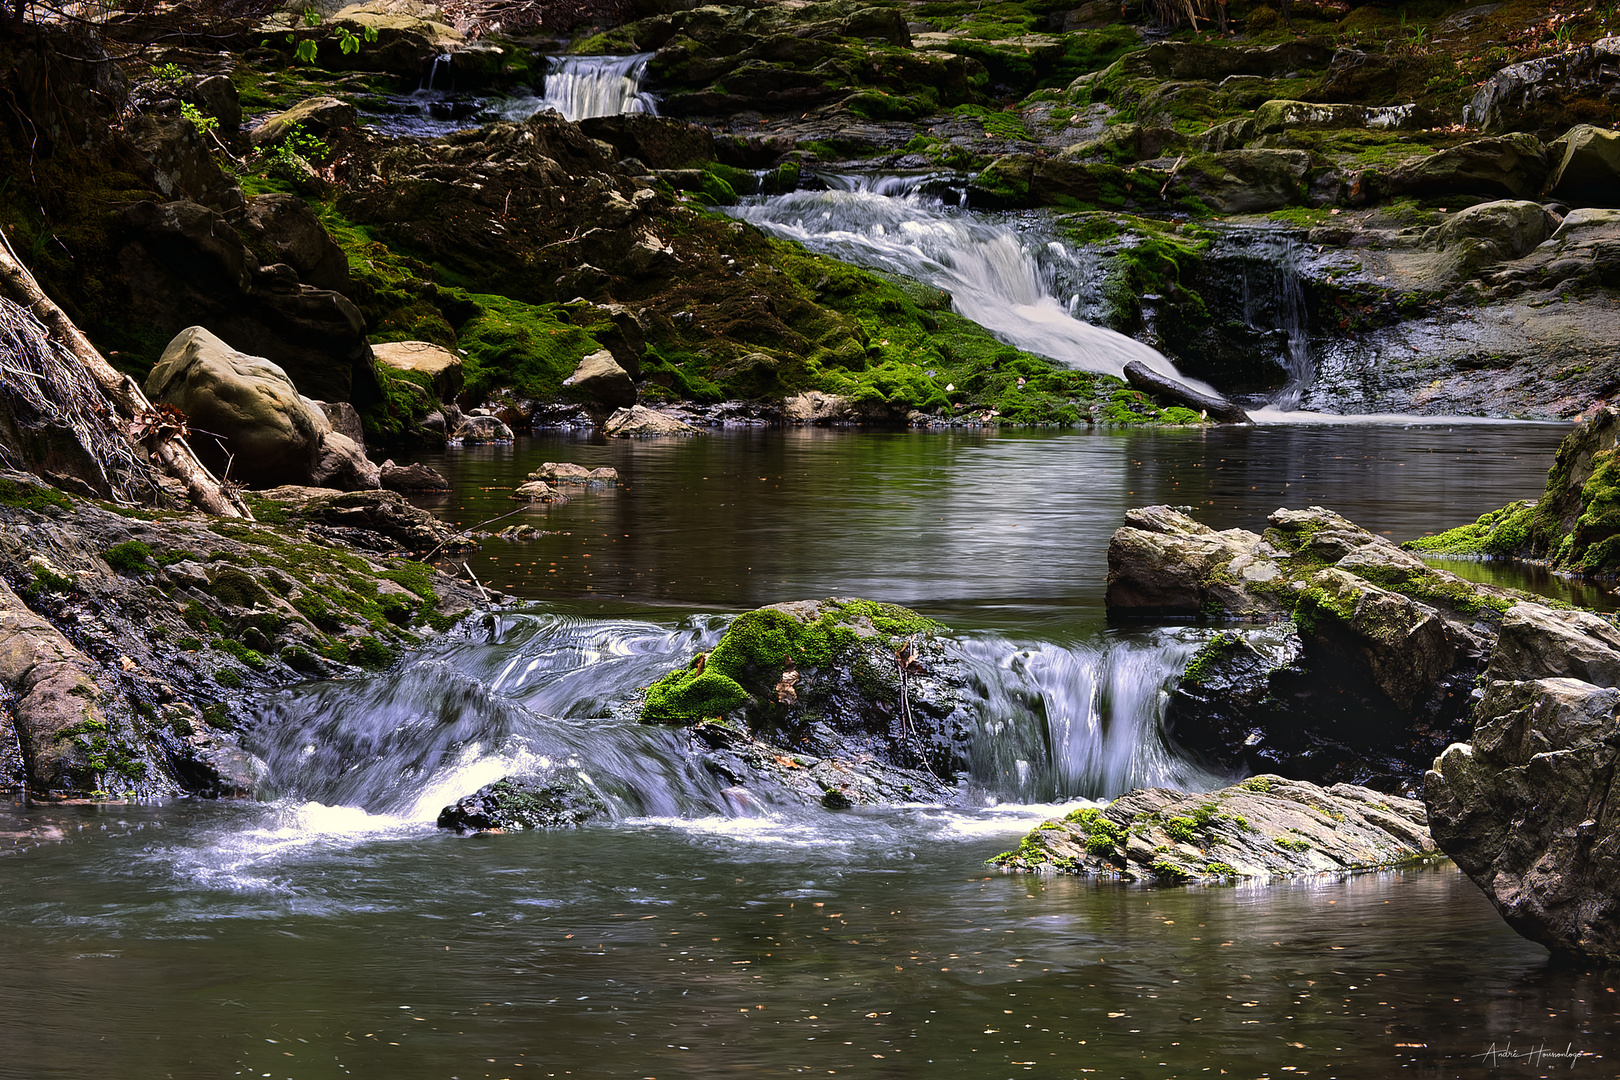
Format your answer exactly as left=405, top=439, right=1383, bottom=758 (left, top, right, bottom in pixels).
left=335, top=23, right=379, bottom=55
left=150, top=63, right=186, bottom=87
left=103, top=540, right=155, bottom=574
left=1239, top=776, right=1273, bottom=793
left=262, top=122, right=332, bottom=177
left=1165, top=816, right=1198, bottom=844
left=1203, top=861, right=1238, bottom=877
left=179, top=102, right=218, bottom=137
left=1275, top=837, right=1312, bottom=853
left=302, top=6, right=321, bottom=26
left=1150, top=859, right=1189, bottom=882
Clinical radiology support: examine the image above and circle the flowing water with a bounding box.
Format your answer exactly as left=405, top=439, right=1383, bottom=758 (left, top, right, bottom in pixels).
left=730, top=178, right=1203, bottom=389
left=499, top=54, right=658, bottom=124
left=6, top=423, right=1616, bottom=1079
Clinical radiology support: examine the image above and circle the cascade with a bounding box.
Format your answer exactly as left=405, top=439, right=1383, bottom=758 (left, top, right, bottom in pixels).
left=1237, top=230, right=1312, bottom=409
left=420, top=53, right=452, bottom=93
left=730, top=176, right=1216, bottom=390
left=246, top=611, right=1221, bottom=820
left=500, top=53, right=658, bottom=123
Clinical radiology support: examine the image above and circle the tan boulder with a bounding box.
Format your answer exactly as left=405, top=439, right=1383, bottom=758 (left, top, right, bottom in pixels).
left=372, top=340, right=464, bottom=401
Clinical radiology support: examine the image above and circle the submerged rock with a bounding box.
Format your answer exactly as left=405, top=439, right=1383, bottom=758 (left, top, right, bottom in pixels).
left=1426, top=600, right=1620, bottom=962
left=992, top=775, right=1433, bottom=884
left=437, top=776, right=608, bottom=833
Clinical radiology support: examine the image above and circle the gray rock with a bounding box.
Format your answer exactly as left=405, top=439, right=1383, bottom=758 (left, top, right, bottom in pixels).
left=379, top=461, right=450, bottom=492
left=562, top=349, right=637, bottom=408
left=1546, top=124, right=1620, bottom=208
left=437, top=776, right=608, bottom=833
left=1426, top=612, right=1620, bottom=962
left=1467, top=37, right=1620, bottom=136
left=1252, top=99, right=1429, bottom=135
left=1183, top=149, right=1316, bottom=213
left=186, top=74, right=241, bottom=134
left=602, top=404, right=698, bottom=437
left=145, top=326, right=326, bottom=487
left=1427, top=199, right=1554, bottom=260
left=994, top=775, right=1434, bottom=883
left=1387, top=134, right=1549, bottom=200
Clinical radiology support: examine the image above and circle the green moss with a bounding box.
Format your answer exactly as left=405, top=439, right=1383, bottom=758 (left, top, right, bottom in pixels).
left=455, top=292, right=603, bottom=402
left=1165, top=815, right=1198, bottom=843
left=1203, top=861, right=1238, bottom=877
left=215, top=638, right=267, bottom=670
left=0, top=478, right=73, bottom=511
left=1150, top=858, right=1190, bottom=882
left=1274, top=836, right=1312, bottom=853
left=1239, top=776, right=1272, bottom=793
left=102, top=540, right=155, bottom=574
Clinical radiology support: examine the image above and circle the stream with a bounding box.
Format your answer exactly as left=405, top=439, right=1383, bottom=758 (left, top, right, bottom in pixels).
left=5, top=56, right=1617, bottom=1080
left=5, top=423, right=1616, bottom=1080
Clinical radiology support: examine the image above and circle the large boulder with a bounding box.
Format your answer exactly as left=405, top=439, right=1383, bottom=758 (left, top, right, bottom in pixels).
left=1183, top=149, right=1316, bottom=213
left=576, top=113, right=716, bottom=170
left=1426, top=599, right=1620, bottom=962
left=562, top=349, right=637, bottom=408
left=230, top=193, right=351, bottom=292
left=1467, top=37, right=1620, bottom=137
left=117, top=199, right=377, bottom=407
left=1425, top=199, right=1555, bottom=260
left=603, top=404, right=698, bottom=437
left=1110, top=505, right=1513, bottom=792
left=639, top=598, right=973, bottom=775
left=994, top=775, right=1434, bottom=884
left=144, top=326, right=377, bottom=489
left=1387, top=135, right=1549, bottom=200
left=124, top=115, right=244, bottom=212
left=372, top=340, right=464, bottom=401
left=1546, top=124, right=1620, bottom=208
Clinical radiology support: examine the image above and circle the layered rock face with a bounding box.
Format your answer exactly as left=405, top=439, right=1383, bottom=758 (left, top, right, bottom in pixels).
left=994, top=774, right=1434, bottom=884
left=1107, top=504, right=1512, bottom=791
left=1426, top=602, right=1620, bottom=963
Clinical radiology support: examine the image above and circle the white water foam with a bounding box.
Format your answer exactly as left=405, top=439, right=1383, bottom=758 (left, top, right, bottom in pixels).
left=730, top=182, right=1212, bottom=389
left=501, top=53, right=657, bottom=123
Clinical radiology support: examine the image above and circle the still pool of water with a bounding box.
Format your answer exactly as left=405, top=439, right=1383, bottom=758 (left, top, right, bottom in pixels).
left=3, top=423, right=1616, bottom=1079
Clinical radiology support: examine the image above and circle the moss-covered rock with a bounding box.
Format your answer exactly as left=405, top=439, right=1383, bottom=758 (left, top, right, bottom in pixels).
left=640, top=597, right=970, bottom=774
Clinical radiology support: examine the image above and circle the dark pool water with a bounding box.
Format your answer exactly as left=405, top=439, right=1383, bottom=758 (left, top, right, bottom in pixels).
left=4, top=422, right=1615, bottom=1080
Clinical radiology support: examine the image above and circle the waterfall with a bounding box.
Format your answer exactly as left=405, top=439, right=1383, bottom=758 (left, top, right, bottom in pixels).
left=500, top=53, right=658, bottom=123
left=1235, top=229, right=1312, bottom=410
left=729, top=177, right=1216, bottom=390
left=421, top=53, right=452, bottom=93
left=245, top=612, right=1223, bottom=820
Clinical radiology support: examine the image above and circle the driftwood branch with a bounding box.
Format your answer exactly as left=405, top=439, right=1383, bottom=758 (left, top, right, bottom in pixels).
left=0, top=224, right=251, bottom=517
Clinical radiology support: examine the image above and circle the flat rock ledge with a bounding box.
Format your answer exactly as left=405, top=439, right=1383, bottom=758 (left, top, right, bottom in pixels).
left=992, top=775, right=1434, bottom=885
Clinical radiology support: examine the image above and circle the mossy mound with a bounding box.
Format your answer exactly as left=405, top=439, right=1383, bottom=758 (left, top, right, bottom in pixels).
left=640, top=597, right=972, bottom=774
left=1407, top=407, right=1620, bottom=576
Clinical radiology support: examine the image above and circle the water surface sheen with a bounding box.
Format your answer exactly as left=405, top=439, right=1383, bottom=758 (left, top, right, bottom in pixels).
left=408, top=423, right=1599, bottom=623
left=4, top=424, right=1615, bottom=1080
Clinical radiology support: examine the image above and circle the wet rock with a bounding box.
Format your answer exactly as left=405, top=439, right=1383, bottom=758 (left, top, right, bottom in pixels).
left=993, top=775, right=1434, bottom=884
left=1114, top=39, right=1334, bottom=82
left=689, top=720, right=954, bottom=811
left=1466, top=37, right=1620, bottom=137
left=437, top=776, right=607, bottom=833
left=452, top=414, right=514, bottom=443
left=602, top=405, right=698, bottom=437
left=315, top=400, right=366, bottom=446
left=1111, top=505, right=1514, bottom=791
left=640, top=598, right=973, bottom=776
left=1546, top=124, right=1620, bottom=209
left=1426, top=599, right=1620, bottom=962
left=1387, top=134, right=1549, bottom=201
left=530, top=462, right=618, bottom=484
left=186, top=73, right=241, bottom=134
left=562, top=349, right=637, bottom=409
left=379, top=461, right=450, bottom=492
left=326, top=1, right=468, bottom=76
left=512, top=479, right=559, bottom=502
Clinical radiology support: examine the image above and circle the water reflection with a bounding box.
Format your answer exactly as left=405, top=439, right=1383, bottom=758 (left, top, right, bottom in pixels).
left=408, top=424, right=1575, bottom=626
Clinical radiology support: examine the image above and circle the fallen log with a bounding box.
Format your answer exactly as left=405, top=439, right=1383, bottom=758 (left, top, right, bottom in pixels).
left=1123, top=360, right=1251, bottom=424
